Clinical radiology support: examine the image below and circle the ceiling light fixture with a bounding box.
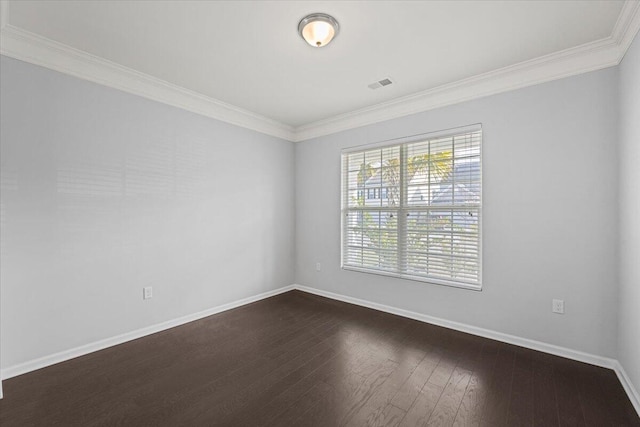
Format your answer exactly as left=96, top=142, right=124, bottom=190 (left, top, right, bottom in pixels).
left=298, top=13, right=339, bottom=48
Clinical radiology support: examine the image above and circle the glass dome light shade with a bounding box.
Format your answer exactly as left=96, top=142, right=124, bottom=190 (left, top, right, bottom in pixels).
left=298, top=13, right=339, bottom=48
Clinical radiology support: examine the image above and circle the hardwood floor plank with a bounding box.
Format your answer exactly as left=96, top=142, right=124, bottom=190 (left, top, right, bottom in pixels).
left=479, top=344, right=516, bottom=427
left=270, top=381, right=335, bottom=427
left=391, top=350, right=442, bottom=411
left=399, top=382, right=444, bottom=427
left=250, top=355, right=352, bottom=426
left=532, top=353, right=560, bottom=427
left=553, top=356, right=586, bottom=427
left=506, top=347, right=535, bottom=427
left=290, top=379, right=362, bottom=427
left=428, top=357, right=458, bottom=389
left=426, top=366, right=473, bottom=426
left=452, top=340, right=501, bottom=427
left=347, top=347, right=426, bottom=426
left=355, top=403, right=407, bottom=427
left=339, top=358, right=400, bottom=425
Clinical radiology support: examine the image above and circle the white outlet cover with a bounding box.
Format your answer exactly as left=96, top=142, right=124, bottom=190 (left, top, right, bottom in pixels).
left=552, top=299, right=564, bottom=314
left=143, top=286, right=153, bottom=300
left=316, top=262, right=321, bottom=272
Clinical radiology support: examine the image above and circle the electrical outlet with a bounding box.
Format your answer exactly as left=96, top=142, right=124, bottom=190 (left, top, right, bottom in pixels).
left=316, top=262, right=321, bottom=272
left=143, top=286, right=153, bottom=300
left=552, top=299, right=564, bottom=314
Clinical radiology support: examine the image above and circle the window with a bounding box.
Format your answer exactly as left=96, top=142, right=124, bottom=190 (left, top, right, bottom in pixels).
left=341, top=125, right=482, bottom=290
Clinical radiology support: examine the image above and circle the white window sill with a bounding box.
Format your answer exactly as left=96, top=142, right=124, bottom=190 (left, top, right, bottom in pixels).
left=341, top=265, right=482, bottom=291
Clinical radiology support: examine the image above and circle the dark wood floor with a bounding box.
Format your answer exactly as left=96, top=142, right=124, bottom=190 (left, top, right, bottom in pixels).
left=1, top=290, right=638, bottom=426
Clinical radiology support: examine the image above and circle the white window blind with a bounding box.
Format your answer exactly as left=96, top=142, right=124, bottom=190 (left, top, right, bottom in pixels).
left=341, top=126, right=482, bottom=290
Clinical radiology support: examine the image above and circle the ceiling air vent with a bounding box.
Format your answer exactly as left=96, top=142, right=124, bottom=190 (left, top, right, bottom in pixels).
left=368, top=78, right=393, bottom=90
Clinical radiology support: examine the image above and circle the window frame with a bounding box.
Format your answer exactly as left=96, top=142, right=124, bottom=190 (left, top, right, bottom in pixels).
left=340, top=124, right=483, bottom=291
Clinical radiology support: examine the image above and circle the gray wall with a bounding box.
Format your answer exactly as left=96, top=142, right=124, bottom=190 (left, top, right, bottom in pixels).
left=0, top=56, right=295, bottom=369
left=618, top=32, right=640, bottom=395
left=295, top=68, right=620, bottom=358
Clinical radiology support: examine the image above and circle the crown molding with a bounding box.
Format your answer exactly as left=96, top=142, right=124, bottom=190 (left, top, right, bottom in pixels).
left=0, top=1, right=638, bottom=143
left=0, top=24, right=296, bottom=141
left=294, top=0, right=640, bottom=142
left=616, top=0, right=640, bottom=61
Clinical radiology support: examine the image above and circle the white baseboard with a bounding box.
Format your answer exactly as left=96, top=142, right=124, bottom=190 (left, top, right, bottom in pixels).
left=292, top=284, right=639, bottom=417
left=0, top=285, right=295, bottom=381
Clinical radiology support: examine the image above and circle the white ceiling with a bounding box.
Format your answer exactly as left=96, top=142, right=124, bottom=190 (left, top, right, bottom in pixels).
left=1, top=1, right=639, bottom=140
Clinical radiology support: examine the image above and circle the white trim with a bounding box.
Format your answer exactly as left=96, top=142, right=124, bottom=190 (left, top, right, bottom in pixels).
left=1, top=1, right=639, bottom=142
left=340, top=266, right=482, bottom=292
left=0, top=285, right=295, bottom=381
left=339, top=123, right=483, bottom=154
left=614, top=0, right=640, bottom=61
left=613, top=361, right=640, bottom=417
left=0, top=25, right=296, bottom=142
left=293, top=284, right=617, bottom=369
left=339, top=124, right=483, bottom=291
